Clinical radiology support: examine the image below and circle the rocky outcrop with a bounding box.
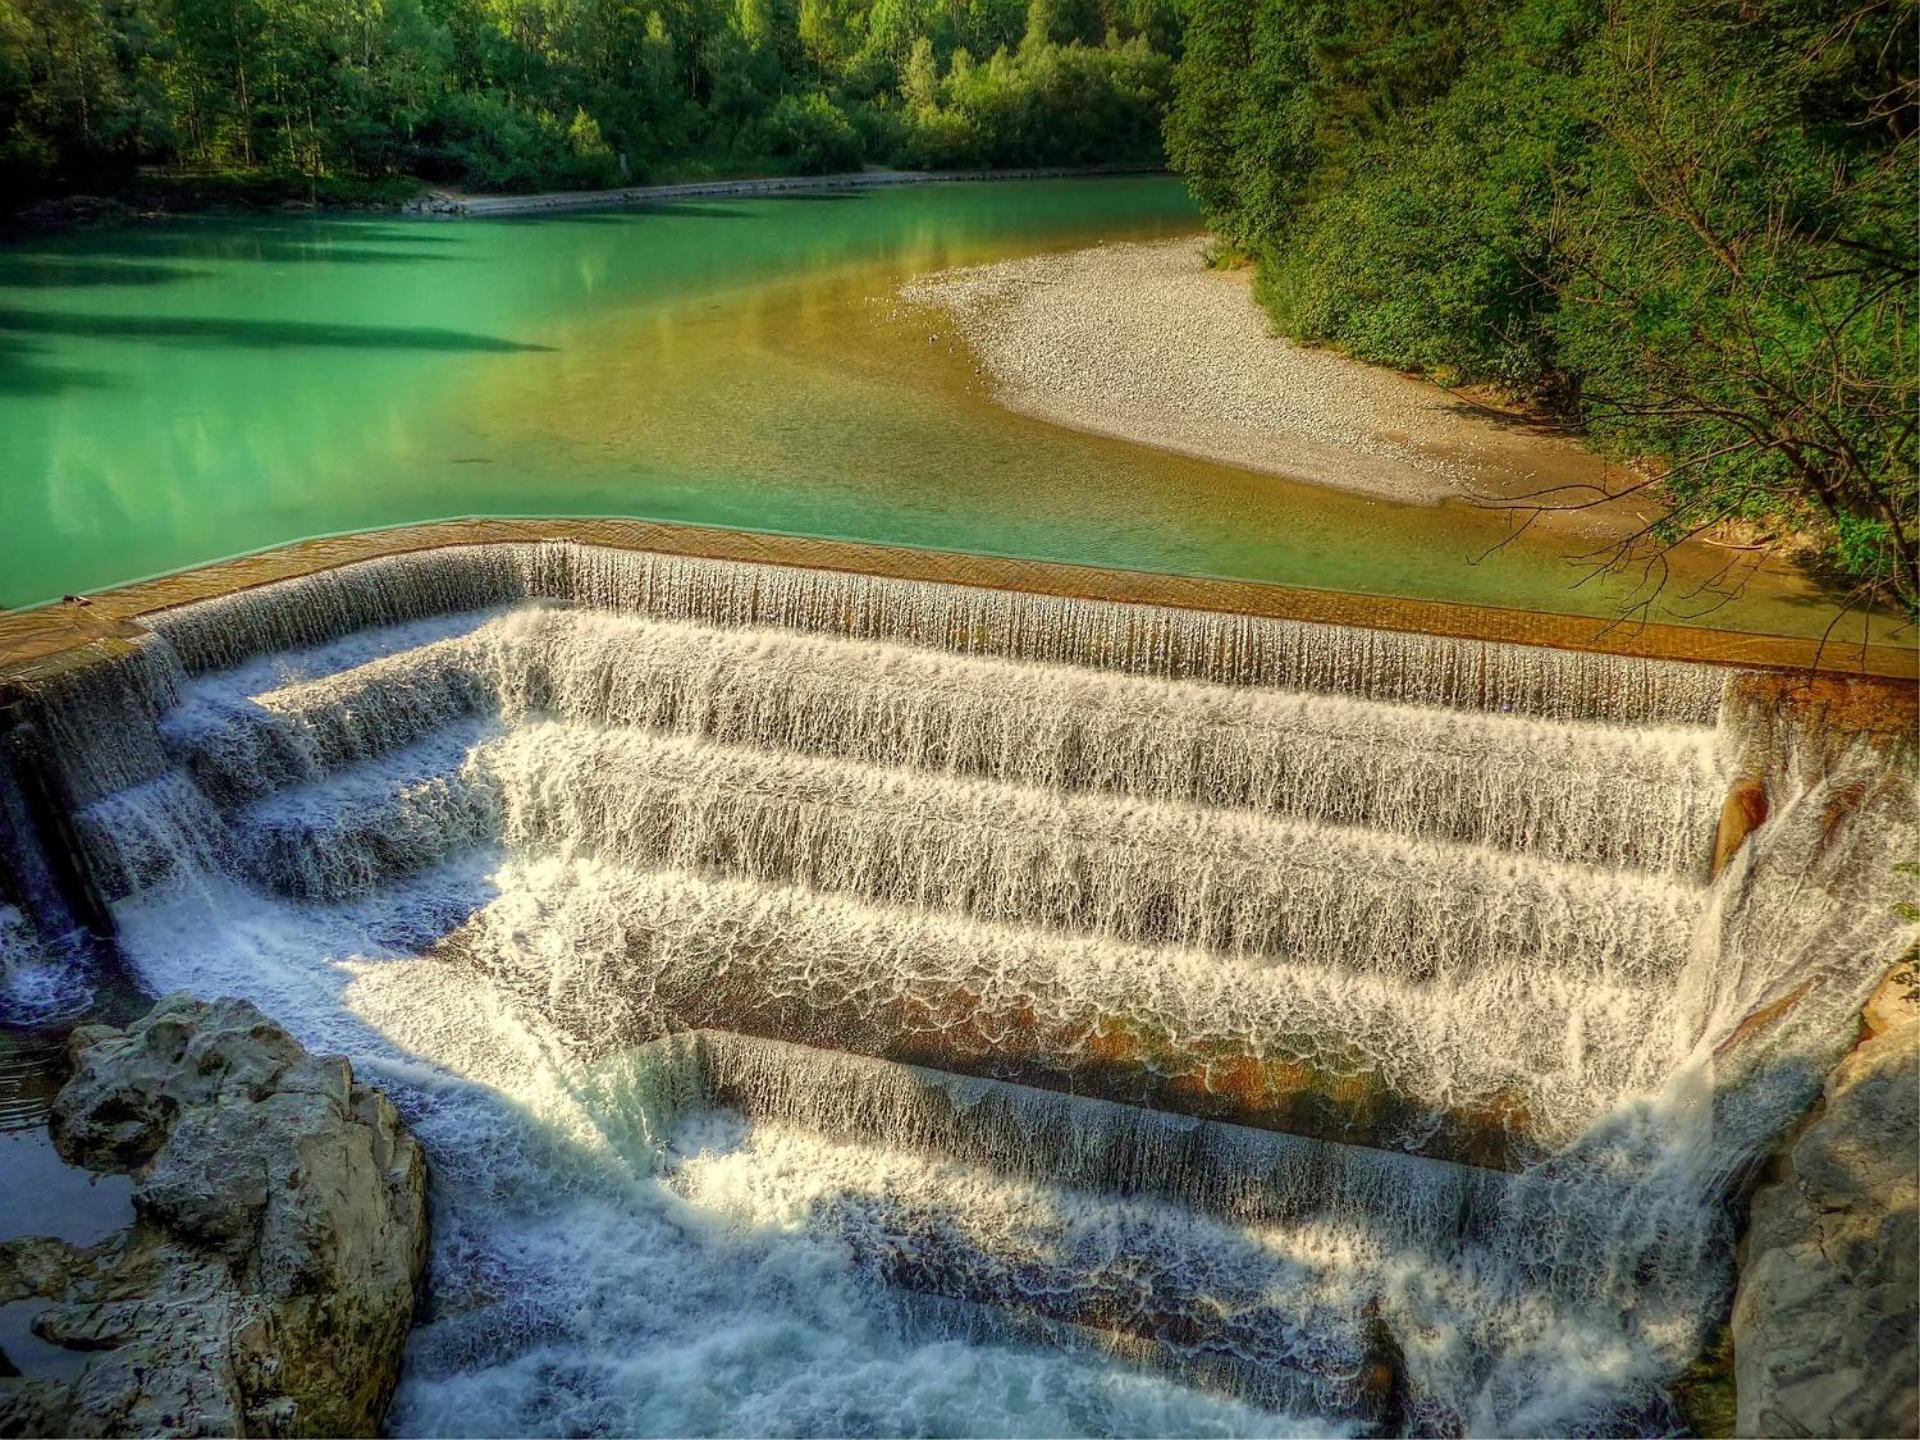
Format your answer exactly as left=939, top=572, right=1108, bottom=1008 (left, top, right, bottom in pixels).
left=1732, top=962, right=1919, bottom=1438
left=1711, top=777, right=1770, bottom=879
left=0, top=996, right=428, bottom=1437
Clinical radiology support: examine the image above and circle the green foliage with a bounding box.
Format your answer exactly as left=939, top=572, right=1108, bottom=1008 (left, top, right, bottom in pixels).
left=0, top=0, right=1179, bottom=203
left=1670, top=1322, right=1738, bottom=1439
left=0, top=0, right=175, bottom=193
left=1894, top=862, right=1920, bottom=925
left=1168, top=0, right=1918, bottom=614
left=753, top=90, right=862, bottom=172
left=420, top=91, right=615, bottom=191
left=897, top=33, right=1170, bottom=168
left=1551, top=0, right=1917, bottom=611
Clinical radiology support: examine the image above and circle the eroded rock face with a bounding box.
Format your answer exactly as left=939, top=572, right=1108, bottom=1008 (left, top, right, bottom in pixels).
left=0, top=995, right=428, bottom=1437
left=1711, top=777, right=1770, bottom=879
left=1733, top=962, right=1919, bottom=1439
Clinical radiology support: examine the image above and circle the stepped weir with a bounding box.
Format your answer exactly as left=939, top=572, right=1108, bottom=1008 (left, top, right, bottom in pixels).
left=1, top=530, right=1913, bottom=1436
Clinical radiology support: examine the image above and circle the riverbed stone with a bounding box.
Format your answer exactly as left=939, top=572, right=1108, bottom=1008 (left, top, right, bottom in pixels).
left=1711, top=777, right=1769, bottom=878
left=0, top=995, right=428, bottom=1437
left=1731, top=961, right=1919, bottom=1438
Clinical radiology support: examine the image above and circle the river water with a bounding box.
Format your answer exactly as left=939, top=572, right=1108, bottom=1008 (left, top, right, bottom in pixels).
left=0, top=177, right=1891, bottom=646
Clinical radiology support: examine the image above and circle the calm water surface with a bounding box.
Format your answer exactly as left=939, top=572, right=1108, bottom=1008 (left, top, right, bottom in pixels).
left=0, top=178, right=1889, bottom=642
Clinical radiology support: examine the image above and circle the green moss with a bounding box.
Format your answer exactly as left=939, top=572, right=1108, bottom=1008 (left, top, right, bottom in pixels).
left=1670, top=1324, right=1738, bottom=1438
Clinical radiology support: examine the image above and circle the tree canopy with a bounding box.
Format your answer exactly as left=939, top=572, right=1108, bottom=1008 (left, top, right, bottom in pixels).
left=1168, top=0, right=1918, bottom=619
left=0, top=0, right=1176, bottom=198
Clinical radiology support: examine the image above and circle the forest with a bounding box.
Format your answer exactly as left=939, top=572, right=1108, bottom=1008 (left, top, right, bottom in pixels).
left=0, top=0, right=1176, bottom=198
left=1171, top=0, right=1917, bottom=619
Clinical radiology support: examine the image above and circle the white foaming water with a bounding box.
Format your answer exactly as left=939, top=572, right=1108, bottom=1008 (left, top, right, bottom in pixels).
left=109, top=878, right=1329, bottom=1439
left=662, top=1111, right=1386, bottom=1416
left=210, top=720, right=1697, bottom=976
left=143, top=543, right=1729, bottom=725
left=164, top=608, right=1725, bottom=876
left=0, top=904, right=27, bottom=962
left=21, top=545, right=1913, bottom=1435
left=0, top=903, right=93, bottom=1025
left=444, top=856, right=1672, bottom=1162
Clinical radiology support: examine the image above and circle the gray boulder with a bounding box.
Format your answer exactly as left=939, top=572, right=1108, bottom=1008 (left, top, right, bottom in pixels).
left=1733, top=962, right=1919, bottom=1438
left=0, top=995, right=428, bottom=1437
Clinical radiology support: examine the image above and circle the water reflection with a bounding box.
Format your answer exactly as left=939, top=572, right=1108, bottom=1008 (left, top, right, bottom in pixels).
left=0, top=178, right=1897, bottom=651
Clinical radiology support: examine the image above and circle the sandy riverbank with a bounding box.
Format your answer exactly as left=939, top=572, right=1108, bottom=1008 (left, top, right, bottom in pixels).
left=904, top=236, right=1624, bottom=510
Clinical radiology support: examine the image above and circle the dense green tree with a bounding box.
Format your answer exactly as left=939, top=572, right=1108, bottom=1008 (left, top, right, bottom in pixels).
left=1167, top=0, right=1917, bottom=616
left=0, top=0, right=1175, bottom=200
left=1556, top=0, right=1916, bottom=613
left=0, top=0, right=173, bottom=190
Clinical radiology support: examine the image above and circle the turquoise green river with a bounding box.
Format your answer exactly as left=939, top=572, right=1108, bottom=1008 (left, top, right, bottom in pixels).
left=0, top=177, right=1888, bottom=642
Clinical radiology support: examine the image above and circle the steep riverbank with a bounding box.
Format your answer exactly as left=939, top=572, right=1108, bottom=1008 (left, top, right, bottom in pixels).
left=905, top=236, right=1629, bottom=511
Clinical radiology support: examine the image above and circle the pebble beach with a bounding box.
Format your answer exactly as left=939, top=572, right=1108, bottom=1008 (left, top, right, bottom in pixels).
left=905, top=235, right=1614, bottom=509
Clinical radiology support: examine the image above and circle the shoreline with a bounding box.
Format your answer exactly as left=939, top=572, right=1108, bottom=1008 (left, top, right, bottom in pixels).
left=413, top=165, right=1167, bottom=219
left=2, top=165, right=1165, bottom=238
left=904, top=236, right=1635, bottom=515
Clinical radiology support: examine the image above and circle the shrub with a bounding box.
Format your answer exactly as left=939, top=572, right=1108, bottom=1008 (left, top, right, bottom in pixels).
left=752, top=92, right=863, bottom=174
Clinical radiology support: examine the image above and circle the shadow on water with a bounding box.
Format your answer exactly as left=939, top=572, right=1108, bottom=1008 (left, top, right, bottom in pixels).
left=0, top=258, right=211, bottom=289
left=273, top=225, right=465, bottom=246
left=0, top=309, right=553, bottom=354
left=499, top=203, right=755, bottom=224
left=757, top=190, right=871, bottom=201
left=203, top=238, right=466, bottom=266
left=635, top=203, right=761, bottom=220
left=4, top=224, right=467, bottom=267
left=0, top=335, right=111, bottom=396
left=501, top=212, right=636, bottom=226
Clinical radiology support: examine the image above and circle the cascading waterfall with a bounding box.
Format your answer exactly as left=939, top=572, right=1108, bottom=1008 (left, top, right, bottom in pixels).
left=162, top=609, right=1724, bottom=876
left=0, top=904, right=28, bottom=961
left=9, top=541, right=1914, bottom=1437
left=145, top=544, right=1729, bottom=723
left=215, top=721, right=1694, bottom=973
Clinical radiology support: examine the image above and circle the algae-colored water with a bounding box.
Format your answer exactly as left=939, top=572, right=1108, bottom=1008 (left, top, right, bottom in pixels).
left=0, top=177, right=1890, bottom=643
